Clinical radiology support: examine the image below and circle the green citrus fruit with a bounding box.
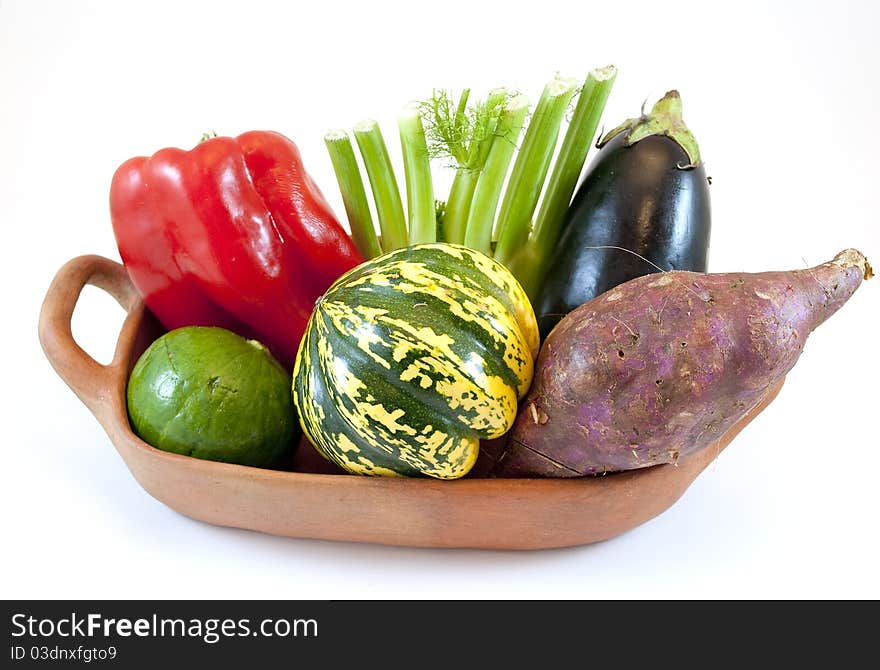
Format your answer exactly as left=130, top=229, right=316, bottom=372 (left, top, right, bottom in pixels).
left=126, top=326, right=298, bottom=467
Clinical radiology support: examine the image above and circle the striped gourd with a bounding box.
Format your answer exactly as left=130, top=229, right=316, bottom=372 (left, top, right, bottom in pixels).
left=292, top=243, right=539, bottom=479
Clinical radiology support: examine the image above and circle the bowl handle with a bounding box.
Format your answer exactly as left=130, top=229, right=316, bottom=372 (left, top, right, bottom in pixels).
left=38, top=255, right=141, bottom=416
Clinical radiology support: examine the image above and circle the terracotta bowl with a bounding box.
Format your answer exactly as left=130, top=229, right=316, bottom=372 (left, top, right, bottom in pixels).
left=38, top=255, right=783, bottom=550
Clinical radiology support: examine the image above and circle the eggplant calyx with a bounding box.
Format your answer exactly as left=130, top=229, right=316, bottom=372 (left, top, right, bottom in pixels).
left=598, top=90, right=702, bottom=168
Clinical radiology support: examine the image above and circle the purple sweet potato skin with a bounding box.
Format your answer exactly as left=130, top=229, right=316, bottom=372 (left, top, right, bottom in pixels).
left=495, top=250, right=870, bottom=478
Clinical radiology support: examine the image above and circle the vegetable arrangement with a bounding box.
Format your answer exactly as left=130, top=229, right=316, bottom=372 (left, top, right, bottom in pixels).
left=110, top=67, right=870, bottom=499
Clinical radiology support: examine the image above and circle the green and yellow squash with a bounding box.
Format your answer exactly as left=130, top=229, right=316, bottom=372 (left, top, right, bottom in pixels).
left=292, top=243, right=539, bottom=479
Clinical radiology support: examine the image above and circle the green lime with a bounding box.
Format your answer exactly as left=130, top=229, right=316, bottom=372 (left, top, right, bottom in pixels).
left=126, top=326, right=298, bottom=468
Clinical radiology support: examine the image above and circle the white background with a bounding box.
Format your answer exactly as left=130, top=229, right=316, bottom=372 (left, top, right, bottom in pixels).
left=3, top=0, right=878, bottom=599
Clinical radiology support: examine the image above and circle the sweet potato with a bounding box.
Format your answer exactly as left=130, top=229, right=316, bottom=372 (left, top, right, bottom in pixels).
left=492, top=249, right=871, bottom=477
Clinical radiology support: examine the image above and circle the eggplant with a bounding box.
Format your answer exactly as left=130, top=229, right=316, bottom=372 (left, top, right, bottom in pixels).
left=534, top=90, right=711, bottom=338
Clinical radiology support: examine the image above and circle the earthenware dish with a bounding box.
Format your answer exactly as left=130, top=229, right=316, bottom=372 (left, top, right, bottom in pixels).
left=39, top=255, right=782, bottom=550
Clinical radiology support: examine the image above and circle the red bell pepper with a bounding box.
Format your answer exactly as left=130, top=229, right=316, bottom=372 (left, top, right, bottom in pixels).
left=110, top=130, right=362, bottom=368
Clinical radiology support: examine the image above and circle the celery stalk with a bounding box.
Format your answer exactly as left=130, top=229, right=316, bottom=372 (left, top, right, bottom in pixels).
left=454, top=89, right=471, bottom=150
left=398, top=105, right=436, bottom=245
left=422, top=88, right=471, bottom=167
left=467, top=88, right=510, bottom=168
left=443, top=87, right=509, bottom=244
left=441, top=170, right=478, bottom=245
left=353, top=119, right=408, bottom=252
left=511, top=66, right=617, bottom=297
left=493, top=76, right=578, bottom=265
left=463, top=94, right=529, bottom=255
left=422, top=88, right=509, bottom=244
left=324, top=129, right=382, bottom=260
